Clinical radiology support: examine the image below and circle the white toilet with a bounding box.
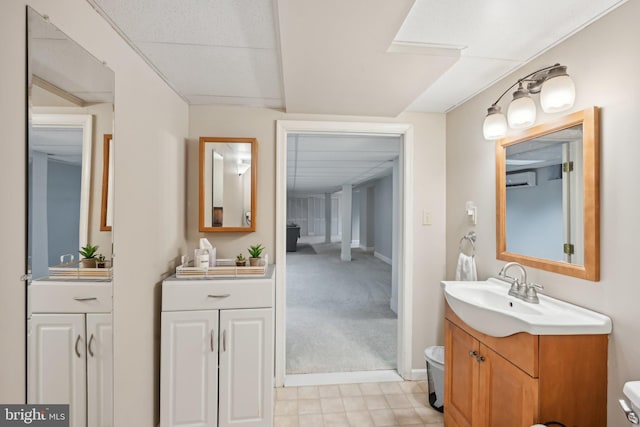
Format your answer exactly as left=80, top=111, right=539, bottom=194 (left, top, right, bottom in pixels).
left=621, top=381, right=640, bottom=424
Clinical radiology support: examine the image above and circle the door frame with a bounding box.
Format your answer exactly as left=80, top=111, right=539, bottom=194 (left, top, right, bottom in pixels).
left=275, top=120, right=414, bottom=386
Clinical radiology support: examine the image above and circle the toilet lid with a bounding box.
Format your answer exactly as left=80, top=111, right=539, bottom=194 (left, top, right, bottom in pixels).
left=424, top=346, right=444, bottom=365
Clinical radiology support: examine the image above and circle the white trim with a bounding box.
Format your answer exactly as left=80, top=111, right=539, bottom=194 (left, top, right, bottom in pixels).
left=408, top=369, right=428, bottom=381
left=275, top=120, right=414, bottom=387
left=31, top=114, right=93, bottom=249
left=374, top=251, right=392, bottom=265
left=284, top=370, right=403, bottom=387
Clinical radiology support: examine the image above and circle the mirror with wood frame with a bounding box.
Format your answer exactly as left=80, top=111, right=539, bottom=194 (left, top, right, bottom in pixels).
left=496, top=106, right=600, bottom=281
left=199, top=137, right=257, bottom=232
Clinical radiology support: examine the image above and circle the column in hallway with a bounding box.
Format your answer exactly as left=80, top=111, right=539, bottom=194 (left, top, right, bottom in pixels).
left=324, top=192, right=332, bottom=243
left=341, top=185, right=352, bottom=261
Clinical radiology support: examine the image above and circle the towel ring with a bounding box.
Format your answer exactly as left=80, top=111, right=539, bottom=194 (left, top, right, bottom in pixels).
left=458, top=231, right=477, bottom=257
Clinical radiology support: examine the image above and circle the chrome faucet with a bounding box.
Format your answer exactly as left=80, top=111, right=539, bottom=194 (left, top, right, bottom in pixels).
left=497, top=262, right=544, bottom=303
left=498, top=262, right=528, bottom=297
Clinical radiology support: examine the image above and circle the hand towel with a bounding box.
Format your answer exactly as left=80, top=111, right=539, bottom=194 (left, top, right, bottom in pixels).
left=455, top=253, right=477, bottom=281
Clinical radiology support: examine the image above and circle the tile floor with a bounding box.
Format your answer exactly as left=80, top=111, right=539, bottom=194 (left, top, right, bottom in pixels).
left=274, top=381, right=444, bottom=427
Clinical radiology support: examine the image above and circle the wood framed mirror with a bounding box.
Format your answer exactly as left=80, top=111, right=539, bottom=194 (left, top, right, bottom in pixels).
left=100, top=134, right=113, bottom=231
left=199, top=137, right=257, bottom=232
left=496, top=106, right=600, bottom=281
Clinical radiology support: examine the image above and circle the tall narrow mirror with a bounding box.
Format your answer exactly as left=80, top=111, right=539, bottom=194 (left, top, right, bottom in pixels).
left=27, top=7, right=115, bottom=427
left=496, top=107, right=600, bottom=281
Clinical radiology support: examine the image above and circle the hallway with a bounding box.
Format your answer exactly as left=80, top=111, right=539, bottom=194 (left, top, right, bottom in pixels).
left=286, top=237, right=397, bottom=374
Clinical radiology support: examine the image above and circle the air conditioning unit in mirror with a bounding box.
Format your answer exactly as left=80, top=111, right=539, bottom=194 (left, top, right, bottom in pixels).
left=506, top=171, right=536, bottom=188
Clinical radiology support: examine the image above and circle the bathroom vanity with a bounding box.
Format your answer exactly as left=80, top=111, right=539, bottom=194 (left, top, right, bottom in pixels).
left=160, top=267, right=274, bottom=427
left=444, top=303, right=607, bottom=427
left=28, top=280, right=113, bottom=427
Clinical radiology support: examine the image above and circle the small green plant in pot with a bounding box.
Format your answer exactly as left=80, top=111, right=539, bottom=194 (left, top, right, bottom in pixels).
left=96, top=254, right=107, bottom=269
left=79, top=244, right=99, bottom=268
left=247, top=244, right=265, bottom=266
left=235, top=253, right=247, bottom=267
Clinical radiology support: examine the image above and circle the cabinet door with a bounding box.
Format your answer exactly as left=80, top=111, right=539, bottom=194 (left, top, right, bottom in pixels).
left=478, top=344, right=538, bottom=427
left=28, top=314, right=87, bottom=427
left=86, top=313, right=113, bottom=427
left=445, top=321, right=479, bottom=427
left=219, top=309, right=273, bottom=427
left=160, top=310, right=218, bottom=427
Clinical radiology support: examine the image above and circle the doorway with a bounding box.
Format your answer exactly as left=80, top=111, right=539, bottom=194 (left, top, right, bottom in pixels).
left=275, top=121, right=415, bottom=387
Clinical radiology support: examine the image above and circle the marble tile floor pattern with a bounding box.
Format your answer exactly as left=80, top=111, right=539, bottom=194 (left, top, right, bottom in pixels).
left=274, top=381, right=444, bottom=427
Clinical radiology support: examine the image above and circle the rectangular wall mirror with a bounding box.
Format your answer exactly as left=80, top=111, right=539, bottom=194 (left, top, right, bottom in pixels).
left=496, top=107, right=600, bottom=281
left=199, top=137, right=257, bottom=232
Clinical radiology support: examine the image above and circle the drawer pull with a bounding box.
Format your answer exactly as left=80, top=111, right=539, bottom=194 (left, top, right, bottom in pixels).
left=88, top=334, right=95, bottom=357
left=75, top=335, right=82, bottom=358
left=208, top=294, right=231, bottom=299
left=73, top=297, right=98, bottom=301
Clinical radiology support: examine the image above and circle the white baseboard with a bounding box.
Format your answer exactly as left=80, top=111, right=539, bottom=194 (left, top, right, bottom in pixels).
left=360, top=245, right=374, bottom=252
left=351, top=240, right=360, bottom=248
left=374, top=251, right=392, bottom=265
left=408, top=369, right=427, bottom=381
left=283, top=370, right=403, bottom=387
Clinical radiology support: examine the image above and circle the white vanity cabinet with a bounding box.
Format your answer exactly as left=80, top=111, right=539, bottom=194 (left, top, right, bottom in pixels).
left=27, top=280, right=113, bottom=427
left=160, top=268, right=274, bottom=427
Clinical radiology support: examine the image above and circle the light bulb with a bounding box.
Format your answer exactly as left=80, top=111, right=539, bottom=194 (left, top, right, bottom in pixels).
left=507, top=84, right=536, bottom=129
left=483, top=106, right=507, bottom=140
left=541, top=73, right=575, bottom=113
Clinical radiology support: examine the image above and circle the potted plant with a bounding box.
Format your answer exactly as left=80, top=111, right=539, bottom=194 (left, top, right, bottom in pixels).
left=247, top=244, right=265, bottom=266
left=235, top=253, right=247, bottom=267
left=96, top=254, right=107, bottom=269
left=79, top=244, right=99, bottom=268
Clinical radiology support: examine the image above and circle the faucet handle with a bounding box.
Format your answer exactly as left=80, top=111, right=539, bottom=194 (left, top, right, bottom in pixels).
left=528, top=282, right=544, bottom=290
left=524, top=282, right=543, bottom=304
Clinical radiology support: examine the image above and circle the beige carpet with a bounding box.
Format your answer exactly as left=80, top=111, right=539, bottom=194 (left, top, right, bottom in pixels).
left=286, top=240, right=397, bottom=374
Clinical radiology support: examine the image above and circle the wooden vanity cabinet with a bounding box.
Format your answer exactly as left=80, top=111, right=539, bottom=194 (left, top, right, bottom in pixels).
left=444, top=304, right=607, bottom=427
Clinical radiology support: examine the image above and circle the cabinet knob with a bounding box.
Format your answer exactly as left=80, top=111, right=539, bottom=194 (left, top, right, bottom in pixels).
left=476, top=355, right=485, bottom=362
left=469, top=350, right=478, bottom=357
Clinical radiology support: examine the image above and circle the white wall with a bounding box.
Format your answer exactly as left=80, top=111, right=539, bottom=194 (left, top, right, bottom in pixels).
left=0, top=3, right=189, bottom=427
left=446, top=2, right=640, bottom=425
left=189, top=106, right=447, bottom=369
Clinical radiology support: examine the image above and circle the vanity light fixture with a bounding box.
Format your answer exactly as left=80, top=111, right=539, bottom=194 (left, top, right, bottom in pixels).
left=483, top=63, right=576, bottom=140
left=237, top=159, right=251, bottom=175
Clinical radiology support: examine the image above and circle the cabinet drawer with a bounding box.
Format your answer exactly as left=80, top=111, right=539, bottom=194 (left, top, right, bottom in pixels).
left=29, top=281, right=112, bottom=314
left=162, top=279, right=274, bottom=311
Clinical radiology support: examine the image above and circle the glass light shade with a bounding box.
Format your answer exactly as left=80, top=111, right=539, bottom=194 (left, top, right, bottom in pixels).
left=540, top=74, right=575, bottom=113
left=483, top=109, right=507, bottom=140
left=507, top=95, right=536, bottom=129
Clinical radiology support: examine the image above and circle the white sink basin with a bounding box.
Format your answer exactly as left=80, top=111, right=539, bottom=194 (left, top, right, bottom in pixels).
left=441, top=279, right=612, bottom=337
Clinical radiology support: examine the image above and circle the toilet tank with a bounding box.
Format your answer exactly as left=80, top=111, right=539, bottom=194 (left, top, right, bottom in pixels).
left=624, top=382, right=640, bottom=414
left=623, top=381, right=640, bottom=424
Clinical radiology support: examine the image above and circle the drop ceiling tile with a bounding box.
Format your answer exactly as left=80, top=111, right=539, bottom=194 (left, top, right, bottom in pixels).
left=93, top=0, right=277, bottom=48
left=396, top=0, right=625, bottom=61
left=407, top=56, right=523, bottom=112
left=137, top=42, right=282, bottom=98
left=31, top=39, right=115, bottom=101
left=187, top=95, right=283, bottom=108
